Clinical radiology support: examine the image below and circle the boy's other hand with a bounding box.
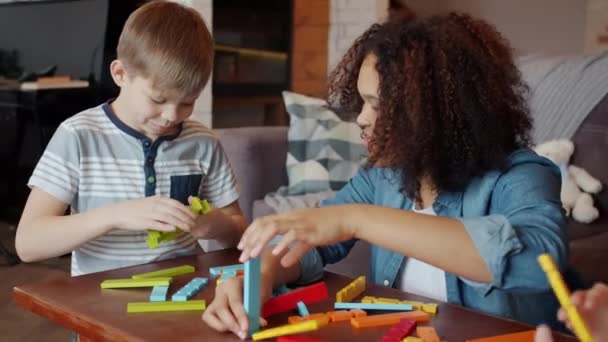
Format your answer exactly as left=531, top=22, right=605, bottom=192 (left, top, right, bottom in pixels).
left=202, top=277, right=269, bottom=340
left=109, top=195, right=196, bottom=232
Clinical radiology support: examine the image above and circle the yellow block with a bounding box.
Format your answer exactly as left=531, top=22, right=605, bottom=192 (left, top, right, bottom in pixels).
left=100, top=277, right=171, bottom=289
left=131, top=265, right=195, bottom=279
left=252, top=320, right=323, bottom=341
left=336, top=276, right=366, bottom=302
left=422, top=303, right=438, bottom=314
left=375, top=297, right=401, bottom=304
left=400, top=300, right=423, bottom=310
left=361, top=296, right=376, bottom=303
left=538, top=254, right=595, bottom=342
left=127, top=300, right=206, bottom=313
left=403, top=337, right=422, bottom=342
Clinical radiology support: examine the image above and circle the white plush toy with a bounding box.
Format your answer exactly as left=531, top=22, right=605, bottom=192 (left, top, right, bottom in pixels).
left=534, top=139, right=603, bottom=223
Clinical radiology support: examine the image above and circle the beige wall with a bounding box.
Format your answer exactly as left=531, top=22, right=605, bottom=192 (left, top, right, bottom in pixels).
left=405, top=0, right=588, bottom=55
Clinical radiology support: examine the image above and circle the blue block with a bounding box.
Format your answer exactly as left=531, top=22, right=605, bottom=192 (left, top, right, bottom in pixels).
left=296, top=301, right=310, bottom=316
left=209, top=264, right=244, bottom=276
left=149, top=285, right=169, bottom=302
left=333, top=302, right=413, bottom=311
left=171, top=277, right=208, bottom=302
left=244, top=257, right=261, bottom=336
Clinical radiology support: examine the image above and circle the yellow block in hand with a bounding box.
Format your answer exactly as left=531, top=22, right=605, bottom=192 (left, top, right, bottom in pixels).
left=538, top=253, right=595, bottom=342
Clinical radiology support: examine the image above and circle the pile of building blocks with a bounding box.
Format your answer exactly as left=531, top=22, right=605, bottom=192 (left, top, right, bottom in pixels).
left=360, top=296, right=438, bottom=314
left=146, top=197, right=211, bottom=249
left=100, top=264, right=208, bottom=313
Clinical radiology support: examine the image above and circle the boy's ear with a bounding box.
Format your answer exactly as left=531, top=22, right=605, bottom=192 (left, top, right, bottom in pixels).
left=110, top=59, right=128, bottom=87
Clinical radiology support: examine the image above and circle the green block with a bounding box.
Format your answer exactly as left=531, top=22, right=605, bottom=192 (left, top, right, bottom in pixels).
left=100, top=277, right=172, bottom=289
left=127, top=300, right=206, bottom=313
left=146, top=197, right=211, bottom=249
left=131, top=265, right=195, bottom=279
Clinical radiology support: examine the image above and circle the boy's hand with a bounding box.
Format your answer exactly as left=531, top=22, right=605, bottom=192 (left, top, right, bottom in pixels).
left=237, top=206, right=353, bottom=266
left=109, top=195, right=196, bottom=232
left=202, top=277, right=270, bottom=340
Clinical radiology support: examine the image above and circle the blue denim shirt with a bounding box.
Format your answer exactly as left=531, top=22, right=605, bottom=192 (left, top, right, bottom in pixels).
left=298, top=149, right=568, bottom=326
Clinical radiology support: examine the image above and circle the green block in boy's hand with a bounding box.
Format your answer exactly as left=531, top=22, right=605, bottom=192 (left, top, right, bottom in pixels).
left=145, top=197, right=212, bottom=249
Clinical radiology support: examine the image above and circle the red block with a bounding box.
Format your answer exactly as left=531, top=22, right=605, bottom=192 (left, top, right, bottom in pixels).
left=262, top=282, right=329, bottom=317
left=379, top=319, right=417, bottom=342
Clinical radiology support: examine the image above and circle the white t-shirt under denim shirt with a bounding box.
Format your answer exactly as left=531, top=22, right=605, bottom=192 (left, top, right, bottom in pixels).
left=396, top=206, right=448, bottom=301
left=397, top=205, right=487, bottom=301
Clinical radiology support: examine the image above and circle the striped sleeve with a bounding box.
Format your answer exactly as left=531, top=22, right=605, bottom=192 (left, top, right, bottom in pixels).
left=199, top=140, right=239, bottom=208
left=28, top=123, right=80, bottom=204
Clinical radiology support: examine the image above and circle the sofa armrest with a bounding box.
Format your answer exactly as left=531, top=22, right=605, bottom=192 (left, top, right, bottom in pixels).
left=216, top=126, right=289, bottom=222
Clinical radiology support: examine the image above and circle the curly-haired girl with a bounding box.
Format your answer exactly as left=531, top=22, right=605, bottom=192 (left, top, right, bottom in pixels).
left=204, top=13, right=570, bottom=339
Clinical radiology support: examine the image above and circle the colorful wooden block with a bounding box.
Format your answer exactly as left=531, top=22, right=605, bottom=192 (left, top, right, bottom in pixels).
left=252, top=320, right=323, bottom=341
left=350, top=309, right=367, bottom=318
left=375, top=297, right=402, bottom=304
left=209, top=263, right=244, bottom=276
left=262, top=282, right=328, bottom=318
left=127, top=300, right=206, bottom=313
left=465, top=330, right=536, bottom=342
left=380, top=319, right=417, bottom=342
left=100, top=277, right=171, bottom=289
left=326, top=310, right=352, bottom=322
left=288, top=313, right=330, bottom=325
left=403, top=337, right=422, bottom=342
left=350, top=311, right=430, bottom=329
left=244, top=257, right=262, bottom=336
left=171, top=277, right=208, bottom=301
left=146, top=197, right=210, bottom=249
left=400, top=300, right=423, bottom=310
left=132, top=265, right=195, bottom=279
left=334, top=302, right=412, bottom=311
left=421, top=303, right=438, bottom=314
left=336, top=276, right=366, bottom=302
left=297, top=301, right=310, bottom=316
left=416, top=326, right=440, bottom=342
left=149, top=285, right=169, bottom=302
left=361, top=296, right=376, bottom=303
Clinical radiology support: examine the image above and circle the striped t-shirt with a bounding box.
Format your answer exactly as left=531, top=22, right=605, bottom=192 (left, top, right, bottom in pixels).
left=28, top=102, right=239, bottom=276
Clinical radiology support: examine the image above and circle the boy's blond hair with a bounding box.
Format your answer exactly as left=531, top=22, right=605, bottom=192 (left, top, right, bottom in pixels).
left=117, top=1, right=213, bottom=98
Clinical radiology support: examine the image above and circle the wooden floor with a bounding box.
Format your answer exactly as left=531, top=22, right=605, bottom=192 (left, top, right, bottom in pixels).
left=0, top=221, right=71, bottom=341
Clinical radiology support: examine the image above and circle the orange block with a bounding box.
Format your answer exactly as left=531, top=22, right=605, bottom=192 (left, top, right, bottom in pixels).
left=350, top=310, right=430, bottom=328
left=417, top=326, right=440, bottom=342
left=327, top=310, right=352, bottom=322
left=288, top=313, right=329, bottom=325
left=465, top=330, right=536, bottom=342
left=349, top=309, right=367, bottom=318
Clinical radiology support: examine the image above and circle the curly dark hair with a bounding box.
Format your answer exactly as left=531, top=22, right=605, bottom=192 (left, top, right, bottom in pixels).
left=328, top=12, right=532, bottom=201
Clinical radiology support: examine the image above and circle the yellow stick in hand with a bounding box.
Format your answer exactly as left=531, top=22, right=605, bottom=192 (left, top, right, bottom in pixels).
left=537, top=253, right=595, bottom=342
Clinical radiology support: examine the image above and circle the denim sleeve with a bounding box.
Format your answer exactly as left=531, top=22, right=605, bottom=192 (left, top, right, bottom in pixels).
left=296, top=169, right=376, bottom=284
left=458, top=161, right=567, bottom=295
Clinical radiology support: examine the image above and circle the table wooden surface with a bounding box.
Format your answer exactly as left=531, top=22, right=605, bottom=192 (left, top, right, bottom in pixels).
left=13, top=249, right=577, bottom=341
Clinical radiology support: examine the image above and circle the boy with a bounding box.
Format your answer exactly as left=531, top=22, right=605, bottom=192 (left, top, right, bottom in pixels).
left=15, top=1, right=247, bottom=276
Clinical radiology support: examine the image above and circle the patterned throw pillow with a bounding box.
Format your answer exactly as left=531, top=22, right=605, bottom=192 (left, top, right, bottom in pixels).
left=282, top=91, right=367, bottom=195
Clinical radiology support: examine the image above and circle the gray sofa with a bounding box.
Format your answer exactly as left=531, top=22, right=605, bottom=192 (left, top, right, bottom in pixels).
left=216, top=93, right=608, bottom=283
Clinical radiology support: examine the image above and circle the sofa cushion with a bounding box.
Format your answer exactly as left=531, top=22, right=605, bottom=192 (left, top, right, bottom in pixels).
left=282, top=91, right=366, bottom=195
left=569, top=231, right=608, bottom=283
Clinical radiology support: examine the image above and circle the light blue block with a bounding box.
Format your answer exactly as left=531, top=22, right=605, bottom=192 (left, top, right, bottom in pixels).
left=171, top=277, right=208, bottom=302
left=149, top=285, right=169, bottom=302
left=209, top=264, right=244, bottom=276
left=223, top=270, right=237, bottom=279
left=244, top=257, right=261, bottom=336
left=296, top=301, right=309, bottom=316
left=333, top=302, right=413, bottom=311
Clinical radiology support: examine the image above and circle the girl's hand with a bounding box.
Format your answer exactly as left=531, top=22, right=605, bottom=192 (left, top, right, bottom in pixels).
left=202, top=277, right=271, bottom=339
left=237, top=206, right=355, bottom=267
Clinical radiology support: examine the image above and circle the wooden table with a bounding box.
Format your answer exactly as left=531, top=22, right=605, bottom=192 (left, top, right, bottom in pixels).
left=13, top=249, right=576, bottom=341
